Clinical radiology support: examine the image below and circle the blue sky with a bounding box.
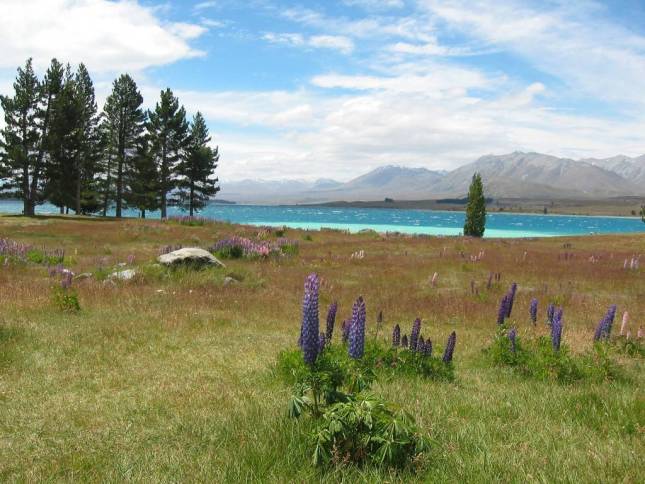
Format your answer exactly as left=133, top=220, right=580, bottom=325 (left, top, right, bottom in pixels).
left=1, top=0, right=645, bottom=181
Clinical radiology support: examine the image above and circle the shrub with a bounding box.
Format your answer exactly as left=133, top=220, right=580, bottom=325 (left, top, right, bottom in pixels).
left=52, top=286, right=80, bottom=312
left=311, top=394, right=429, bottom=468
left=277, top=273, right=433, bottom=470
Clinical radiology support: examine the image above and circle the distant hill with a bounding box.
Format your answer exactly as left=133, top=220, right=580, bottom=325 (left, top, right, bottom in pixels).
left=218, top=152, right=645, bottom=204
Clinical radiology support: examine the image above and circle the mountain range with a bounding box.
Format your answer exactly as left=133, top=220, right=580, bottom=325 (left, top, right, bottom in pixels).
left=219, top=152, right=645, bottom=204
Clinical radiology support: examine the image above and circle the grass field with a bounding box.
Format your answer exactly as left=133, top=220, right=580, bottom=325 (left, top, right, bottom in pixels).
left=0, top=215, right=643, bottom=482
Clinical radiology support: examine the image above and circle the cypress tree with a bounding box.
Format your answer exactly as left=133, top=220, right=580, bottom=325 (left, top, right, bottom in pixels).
left=175, top=112, right=220, bottom=216
left=147, top=88, right=189, bottom=218
left=0, top=59, right=46, bottom=215
left=463, top=172, right=486, bottom=237
left=102, top=75, right=145, bottom=217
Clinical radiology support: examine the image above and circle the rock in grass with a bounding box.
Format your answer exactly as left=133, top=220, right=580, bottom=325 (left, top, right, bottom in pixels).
left=157, top=247, right=225, bottom=268
left=110, top=269, right=137, bottom=281
left=223, top=276, right=239, bottom=286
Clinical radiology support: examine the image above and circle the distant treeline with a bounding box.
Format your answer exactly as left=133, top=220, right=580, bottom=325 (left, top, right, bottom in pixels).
left=436, top=197, right=494, bottom=205
left=0, top=58, right=219, bottom=218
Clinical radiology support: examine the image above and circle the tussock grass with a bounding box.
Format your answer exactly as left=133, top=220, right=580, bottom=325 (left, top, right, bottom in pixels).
left=0, top=215, right=643, bottom=481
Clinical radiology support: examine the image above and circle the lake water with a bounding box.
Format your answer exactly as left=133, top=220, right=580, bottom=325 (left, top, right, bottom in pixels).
left=1, top=200, right=643, bottom=238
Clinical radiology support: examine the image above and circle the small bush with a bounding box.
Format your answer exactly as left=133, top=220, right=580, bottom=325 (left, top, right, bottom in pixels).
left=52, top=287, right=80, bottom=313
left=311, top=394, right=429, bottom=468
left=484, top=327, right=623, bottom=383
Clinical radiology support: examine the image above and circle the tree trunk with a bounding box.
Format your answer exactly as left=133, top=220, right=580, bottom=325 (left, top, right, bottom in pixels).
left=59, top=206, right=64, bottom=214
left=141, top=210, right=146, bottom=219
left=75, top=169, right=81, bottom=214
left=189, top=182, right=194, bottom=217
left=116, top=156, right=123, bottom=218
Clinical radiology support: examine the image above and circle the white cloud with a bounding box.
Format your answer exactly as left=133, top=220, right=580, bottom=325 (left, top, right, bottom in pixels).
left=421, top=0, right=645, bottom=108
left=343, top=0, right=405, bottom=10
left=263, top=32, right=354, bottom=54
left=309, top=35, right=355, bottom=54
left=0, top=0, right=205, bottom=73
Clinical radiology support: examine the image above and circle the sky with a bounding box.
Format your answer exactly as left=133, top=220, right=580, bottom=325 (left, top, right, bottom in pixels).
left=1, top=0, right=645, bottom=182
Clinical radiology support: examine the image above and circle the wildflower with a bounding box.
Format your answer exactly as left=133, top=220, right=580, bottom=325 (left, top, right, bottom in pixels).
left=508, top=327, right=517, bottom=353
left=487, top=272, right=493, bottom=289
left=127, top=254, right=135, bottom=265
left=410, top=318, right=421, bottom=352
left=342, top=319, right=351, bottom=344
left=417, top=335, right=425, bottom=353
left=348, top=296, right=366, bottom=359
left=442, top=331, right=456, bottom=363
left=325, top=302, right=338, bottom=342
left=300, top=273, right=320, bottom=365
left=401, top=334, right=409, bottom=348
left=425, top=339, right=433, bottom=357
left=61, top=271, right=73, bottom=290
left=318, top=333, right=326, bottom=353
left=392, top=324, right=401, bottom=347
left=506, top=283, right=517, bottom=317
left=377, top=310, right=383, bottom=324
left=529, top=298, right=538, bottom=325
left=497, top=294, right=509, bottom=325
left=546, top=303, right=555, bottom=324
left=638, top=326, right=643, bottom=339
left=593, top=305, right=617, bottom=341
left=620, top=311, right=629, bottom=336
left=551, top=310, right=563, bottom=351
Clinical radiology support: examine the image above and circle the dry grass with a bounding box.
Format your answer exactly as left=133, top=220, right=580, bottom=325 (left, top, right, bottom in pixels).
left=0, top=215, right=643, bottom=482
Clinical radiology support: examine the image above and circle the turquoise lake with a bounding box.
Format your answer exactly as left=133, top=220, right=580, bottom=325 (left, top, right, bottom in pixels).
left=1, top=200, right=644, bottom=238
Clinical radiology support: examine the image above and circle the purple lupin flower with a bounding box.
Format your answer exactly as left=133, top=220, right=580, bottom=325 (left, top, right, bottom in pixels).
left=551, top=310, right=563, bottom=351
left=61, top=271, right=73, bottom=290
left=300, top=273, right=320, bottom=365
left=497, top=294, right=509, bottom=325
left=546, top=303, right=555, bottom=325
left=392, top=324, right=401, bottom=347
left=417, top=335, right=425, bottom=353
left=593, top=305, right=617, bottom=341
left=506, top=283, right=518, bottom=318
left=342, top=319, right=351, bottom=343
left=529, top=298, right=538, bottom=325
left=442, top=331, right=456, bottom=363
left=325, top=302, right=338, bottom=342
left=425, top=339, right=433, bottom=357
left=401, top=334, right=409, bottom=348
left=410, top=318, right=421, bottom=352
left=318, top=332, right=326, bottom=353
left=508, top=327, right=517, bottom=353
left=348, top=296, right=366, bottom=359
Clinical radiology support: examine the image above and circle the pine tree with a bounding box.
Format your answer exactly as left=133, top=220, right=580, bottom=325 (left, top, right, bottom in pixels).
left=125, top=135, right=159, bottom=218
left=44, top=65, right=79, bottom=213
left=73, top=63, right=101, bottom=214
left=147, top=88, right=189, bottom=218
left=463, top=172, right=486, bottom=237
left=102, top=75, right=145, bottom=217
left=175, top=112, right=220, bottom=216
left=0, top=59, right=45, bottom=215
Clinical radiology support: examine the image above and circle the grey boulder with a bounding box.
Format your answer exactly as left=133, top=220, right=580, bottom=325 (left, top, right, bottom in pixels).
left=157, top=248, right=225, bottom=268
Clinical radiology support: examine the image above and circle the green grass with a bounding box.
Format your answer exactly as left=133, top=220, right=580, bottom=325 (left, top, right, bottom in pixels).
left=0, top=215, right=643, bottom=482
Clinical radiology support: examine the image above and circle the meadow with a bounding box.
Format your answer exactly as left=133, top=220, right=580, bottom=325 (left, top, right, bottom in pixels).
left=0, top=215, right=643, bottom=482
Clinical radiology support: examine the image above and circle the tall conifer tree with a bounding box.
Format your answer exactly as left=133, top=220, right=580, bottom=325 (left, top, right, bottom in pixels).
left=175, top=112, right=220, bottom=216
left=147, top=88, right=189, bottom=218
left=102, top=74, right=145, bottom=217
left=0, top=59, right=50, bottom=215
left=125, top=134, right=159, bottom=218
left=463, top=173, right=486, bottom=237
